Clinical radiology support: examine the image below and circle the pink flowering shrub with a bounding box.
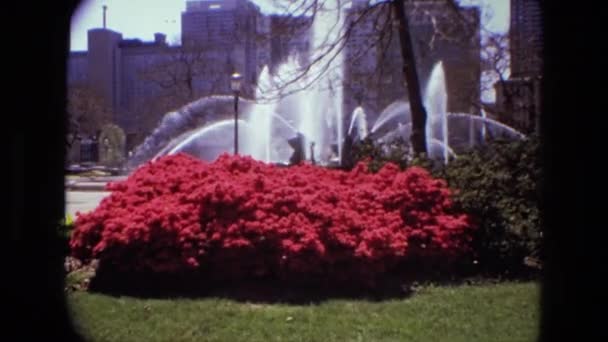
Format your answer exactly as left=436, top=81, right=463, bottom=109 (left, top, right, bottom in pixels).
left=70, top=153, right=473, bottom=283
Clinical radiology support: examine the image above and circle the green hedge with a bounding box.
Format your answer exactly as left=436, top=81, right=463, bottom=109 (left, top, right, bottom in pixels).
left=436, top=137, right=542, bottom=275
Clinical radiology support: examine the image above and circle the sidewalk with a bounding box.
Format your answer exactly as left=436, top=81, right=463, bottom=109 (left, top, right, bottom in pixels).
left=65, top=191, right=111, bottom=217
left=64, top=176, right=127, bottom=217
left=65, top=176, right=127, bottom=191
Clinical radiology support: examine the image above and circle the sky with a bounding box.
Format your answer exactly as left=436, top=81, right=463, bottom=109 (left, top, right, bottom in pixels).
left=70, top=0, right=510, bottom=51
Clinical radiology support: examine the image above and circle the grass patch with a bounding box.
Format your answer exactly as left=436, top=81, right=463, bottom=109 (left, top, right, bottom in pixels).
left=68, top=281, right=539, bottom=342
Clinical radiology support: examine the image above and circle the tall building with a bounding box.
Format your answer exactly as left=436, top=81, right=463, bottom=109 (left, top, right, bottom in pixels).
left=494, top=0, right=543, bottom=133
left=181, top=0, right=270, bottom=94
left=510, top=0, right=543, bottom=77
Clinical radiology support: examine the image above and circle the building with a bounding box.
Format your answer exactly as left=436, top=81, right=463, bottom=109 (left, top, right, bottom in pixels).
left=342, top=0, right=382, bottom=121
left=84, top=28, right=123, bottom=116
left=510, top=0, right=543, bottom=78
left=494, top=77, right=541, bottom=133
left=494, top=0, right=543, bottom=133
left=68, top=30, right=175, bottom=150
left=181, top=0, right=270, bottom=93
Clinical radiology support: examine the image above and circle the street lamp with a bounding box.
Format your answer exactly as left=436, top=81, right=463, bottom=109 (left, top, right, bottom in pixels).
left=231, top=72, right=242, bottom=155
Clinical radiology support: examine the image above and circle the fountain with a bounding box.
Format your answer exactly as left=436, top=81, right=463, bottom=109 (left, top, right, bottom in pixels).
left=128, top=0, right=348, bottom=168
left=128, top=95, right=256, bottom=168
left=285, top=0, right=345, bottom=164
left=424, top=61, right=449, bottom=164
left=130, top=58, right=525, bottom=170
left=370, top=101, right=411, bottom=135
left=128, top=2, right=525, bottom=169
left=367, top=62, right=526, bottom=161
left=348, top=106, right=369, bottom=140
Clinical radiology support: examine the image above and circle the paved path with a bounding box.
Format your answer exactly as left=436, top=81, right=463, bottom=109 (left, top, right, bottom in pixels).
left=65, top=191, right=111, bottom=217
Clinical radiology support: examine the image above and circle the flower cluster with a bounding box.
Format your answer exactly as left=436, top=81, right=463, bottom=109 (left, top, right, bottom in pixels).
left=70, top=153, right=473, bottom=282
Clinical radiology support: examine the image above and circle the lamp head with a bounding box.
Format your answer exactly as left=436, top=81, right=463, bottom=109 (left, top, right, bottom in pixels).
left=230, top=72, right=242, bottom=92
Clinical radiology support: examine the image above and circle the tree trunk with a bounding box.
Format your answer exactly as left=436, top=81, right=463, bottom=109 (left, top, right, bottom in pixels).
left=391, top=0, right=428, bottom=155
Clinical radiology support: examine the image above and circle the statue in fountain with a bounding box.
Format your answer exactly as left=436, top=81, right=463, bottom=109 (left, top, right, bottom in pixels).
left=288, top=133, right=305, bottom=165
left=341, top=133, right=355, bottom=169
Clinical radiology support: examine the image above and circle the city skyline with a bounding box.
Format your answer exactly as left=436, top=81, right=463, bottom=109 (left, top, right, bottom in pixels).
left=70, top=0, right=510, bottom=51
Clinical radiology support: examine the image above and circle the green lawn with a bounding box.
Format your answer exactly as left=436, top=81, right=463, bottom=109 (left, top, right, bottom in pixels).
left=67, top=281, right=539, bottom=342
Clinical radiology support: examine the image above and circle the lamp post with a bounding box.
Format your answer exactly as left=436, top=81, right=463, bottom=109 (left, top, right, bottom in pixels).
left=231, top=72, right=242, bottom=155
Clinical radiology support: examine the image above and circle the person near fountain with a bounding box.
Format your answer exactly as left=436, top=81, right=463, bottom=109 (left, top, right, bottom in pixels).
left=310, top=142, right=316, bottom=165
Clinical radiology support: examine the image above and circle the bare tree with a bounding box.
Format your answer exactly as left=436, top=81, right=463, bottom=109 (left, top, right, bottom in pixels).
left=139, top=40, right=230, bottom=107
left=480, top=31, right=510, bottom=104
left=133, top=39, right=234, bottom=146
left=66, top=84, right=113, bottom=146
left=392, top=0, right=427, bottom=154
left=257, top=0, right=485, bottom=155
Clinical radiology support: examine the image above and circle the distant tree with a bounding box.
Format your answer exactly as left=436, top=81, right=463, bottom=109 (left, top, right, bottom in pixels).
left=127, top=28, right=268, bottom=163
left=133, top=39, right=235, bottom=146
left=139, top=40, right=231, bottom=105
left=66, top=84, right=113, bottom=147
left=481, top=33, right=509, bottom=91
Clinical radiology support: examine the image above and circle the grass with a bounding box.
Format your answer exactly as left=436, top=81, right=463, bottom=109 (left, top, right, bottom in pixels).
left=67, top=281, right=539, bottom=342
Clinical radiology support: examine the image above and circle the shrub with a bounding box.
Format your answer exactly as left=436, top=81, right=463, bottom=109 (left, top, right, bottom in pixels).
left=349, top=137, right=437, bottom=173
left=348, top=135, right=542, bottom=276
left=348, top=137, right=402, bottom=172
left=70, top=153, right=473, bottom=285
left=436, top=137, right=542, bottom=275
left=58, top=214, right=75, bottom=254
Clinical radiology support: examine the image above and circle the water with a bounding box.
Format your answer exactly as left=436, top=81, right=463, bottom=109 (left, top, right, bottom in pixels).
left=293, top=0, right=345, bottom=163
left=424, top=62, right=449, bottom=164
left=130, top=44, right=525, bottom=167
left=370, top=100, right=410, bottom=134
left=377, top=122, right=412, bottom=145
left=348, top=106, right=368, bottom=140
left=128, top=95, right=254, bottom=168
left=245, top=66, right=275, bottom=162
left=443, top=112, right=526, bottom=151
left=366, top=62, right=524, bottom=162
left=480, top=108, right=487, bottom=140
left=167, top=119, right=250, bottom=160
left=428, top=138, right=457, bottom=159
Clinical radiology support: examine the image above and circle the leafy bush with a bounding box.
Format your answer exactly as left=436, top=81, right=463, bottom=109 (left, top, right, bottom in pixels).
left=70, top=153, right=473, bottom=285
left=98, top=123, right=127, bottom=167
left=58, top=213, right=75, bottom=254
left=348, top=135, right=542, bottom=276
left=437, top=137, right=542, bottom=275
left=349, top=137, right=411, bottom=172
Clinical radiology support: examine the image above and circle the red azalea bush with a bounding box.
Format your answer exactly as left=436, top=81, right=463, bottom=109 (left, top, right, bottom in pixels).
left=70, top=153, right=473, bottom=284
